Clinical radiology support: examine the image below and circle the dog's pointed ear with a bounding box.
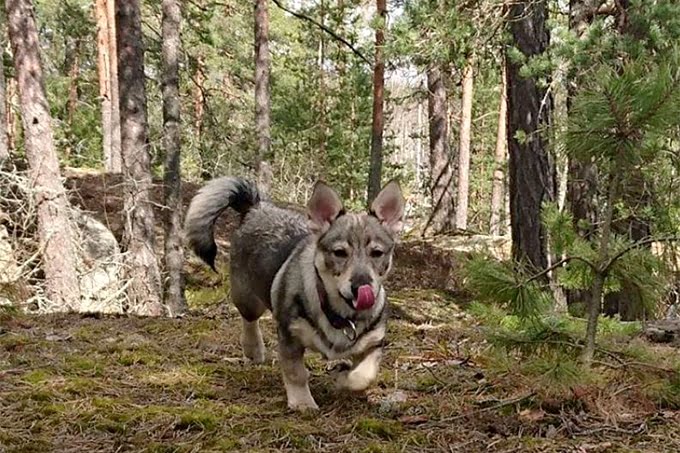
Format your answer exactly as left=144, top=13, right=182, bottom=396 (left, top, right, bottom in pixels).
left=370, top=180, right=405, bottom=235
left=308, top=181, right=344, bottom=232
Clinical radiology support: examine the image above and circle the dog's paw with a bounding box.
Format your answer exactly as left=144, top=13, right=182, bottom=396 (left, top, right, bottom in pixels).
left=287, top=399, right=319, bottom=411
left=335, top=367, right=377, bottom=392
left=243, top=349, right=266, bottom=364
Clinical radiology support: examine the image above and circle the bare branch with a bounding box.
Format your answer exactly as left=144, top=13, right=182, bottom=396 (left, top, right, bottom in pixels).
left=271, top=0, right=372, bottom=67
left=603, top=236, right=680, bottom=273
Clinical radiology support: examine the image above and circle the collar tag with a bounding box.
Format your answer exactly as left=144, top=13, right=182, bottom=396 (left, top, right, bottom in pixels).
left=342, top=319, right=357, bottom=341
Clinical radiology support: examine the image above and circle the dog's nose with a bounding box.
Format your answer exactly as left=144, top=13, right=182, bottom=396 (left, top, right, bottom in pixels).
left=350, top=273, right=373, bottom=298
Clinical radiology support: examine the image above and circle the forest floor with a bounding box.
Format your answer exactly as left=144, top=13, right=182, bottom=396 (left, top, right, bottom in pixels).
left=2, top=173, right=680, bottom=452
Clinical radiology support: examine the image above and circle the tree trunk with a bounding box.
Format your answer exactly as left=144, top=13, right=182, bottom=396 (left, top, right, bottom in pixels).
left=254, top=0, right=272, bottom=193
left=425, top=65, right=455, bottom=235
left=506, top=0, right=555, bottom=272
left=565, top=0, right=602, bottom=308
left=193, top=55, right=205, bottom=140
left=0, top=16, right=9, bottom=165
left=489, top=62, right=507, bottom=236
left=96, top=0, right=114, bottom=170
left=106, top=0, right=122, bottom=172
left=161, top=0, right=186, bottom=316
left=455, top=58, right=474, bottom=230
left=6, top=77, right=17, bottom=154
left=583, top=172, right=618, bottom=365
left=6, top=0, right=80, bottom=310
left=366, top=0, right=386, bottom=204
left=116, top=0, right=164, bottom=317
left=566, top=0, right=600, bottom=240
left=66, top=38, right=80, bottom=130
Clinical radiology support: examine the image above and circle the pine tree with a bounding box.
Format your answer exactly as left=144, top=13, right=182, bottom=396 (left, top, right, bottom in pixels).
left=161, top=0, right=187, bottom=316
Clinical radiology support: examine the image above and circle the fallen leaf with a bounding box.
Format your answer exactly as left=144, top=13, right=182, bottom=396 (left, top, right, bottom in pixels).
left=398, top=415, right=428, bottom=425
left=519, top=408, right=545, bottom=422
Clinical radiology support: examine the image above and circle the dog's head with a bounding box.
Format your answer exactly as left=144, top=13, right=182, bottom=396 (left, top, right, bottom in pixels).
left=308, top=180, right=405, bottom=312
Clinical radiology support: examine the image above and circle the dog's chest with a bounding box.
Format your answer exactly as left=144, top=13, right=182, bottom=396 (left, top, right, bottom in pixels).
left=289, top=317, right=385, bottom=360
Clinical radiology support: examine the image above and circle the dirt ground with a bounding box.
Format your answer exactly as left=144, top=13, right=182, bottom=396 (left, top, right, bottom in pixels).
left=1, top=174, right=679, bottom=452
left=3, top=303, right=680, bottom=452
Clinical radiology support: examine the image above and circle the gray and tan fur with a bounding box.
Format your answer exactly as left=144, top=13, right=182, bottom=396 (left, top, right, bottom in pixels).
left=184, top=177, right=405, bottom=410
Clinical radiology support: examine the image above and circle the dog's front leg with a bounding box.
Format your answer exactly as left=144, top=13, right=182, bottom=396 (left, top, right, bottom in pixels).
left=278, top=337, right=318, bottom=411
left=335, top=346, right=382, bottom=392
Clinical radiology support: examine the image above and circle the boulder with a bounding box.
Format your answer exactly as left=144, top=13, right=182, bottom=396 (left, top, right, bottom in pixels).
left=0, top=224, right=20, bottom=306
left=73, top=211, right=125, bottom=313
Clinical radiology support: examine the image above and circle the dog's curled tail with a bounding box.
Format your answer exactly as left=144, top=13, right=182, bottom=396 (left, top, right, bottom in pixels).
left=184, top=177, right=260, bottom=270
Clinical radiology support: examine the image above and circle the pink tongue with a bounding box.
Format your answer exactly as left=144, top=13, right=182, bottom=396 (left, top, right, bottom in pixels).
left=355, top=285, right=375, bottom=310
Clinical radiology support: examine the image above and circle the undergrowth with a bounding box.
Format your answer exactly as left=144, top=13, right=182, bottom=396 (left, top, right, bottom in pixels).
left=468, top=301, right=680, bottom=410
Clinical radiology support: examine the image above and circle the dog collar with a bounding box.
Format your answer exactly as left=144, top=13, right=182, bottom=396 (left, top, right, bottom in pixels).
left=314, top=268, right=357, bottom=341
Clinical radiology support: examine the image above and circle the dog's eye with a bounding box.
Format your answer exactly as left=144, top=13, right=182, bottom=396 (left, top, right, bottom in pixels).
left=332, top=249, right=348, bottom=258
left=370, top=249, right=385, bottom=258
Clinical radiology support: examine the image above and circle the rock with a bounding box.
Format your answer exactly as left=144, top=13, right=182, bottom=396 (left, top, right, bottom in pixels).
left=643, top=320, right=680, bottom=345
left=0, top=224, right=20, bottom=306
left=73, top=211, right=124, bottom=314
left=378, top=390, right=408, bottom=414
left=423, top=234, right=512, bottom=261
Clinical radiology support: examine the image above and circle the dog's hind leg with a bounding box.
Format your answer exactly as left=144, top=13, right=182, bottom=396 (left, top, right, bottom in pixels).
left=241, top=317, right=266, bottom=364
left=232, top=284, right=267, bottom=364
left=278, top=336, right=318, bottom=411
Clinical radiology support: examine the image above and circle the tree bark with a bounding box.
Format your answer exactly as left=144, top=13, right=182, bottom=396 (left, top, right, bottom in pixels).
left=425, top=65, right=455, bottom=235
left=0, top=16, right=9, bottom=165
left=455, top=59, right=474, bottom=230
left=64, top=37, right=81, bottom=160
left=161, top=0, right=186, bottom=316
left=193, top=55, right=205, bottom=141
left=106, top=0, right=122, bottom=172
left=6, top=77, right=17, bottom=154
left=566, top=0, right=601, bottom=240
left=366, top=0, right=386, bottom=204
left=583, top=172, right=618, bottom=365
left=507, top=0, right=555, bottom=272
left=116, top=0, right=164, bottom=316
left=254, top=0, right=272, bottom=193
left=96, top=0, right=113, bottom=170
left=489, top=61, right=507, bottom=236
left=6, top=0, right=80, bottom=310
left=565, top=0, right=603, bottom=308
left=66, top=38, right=80, bottom=130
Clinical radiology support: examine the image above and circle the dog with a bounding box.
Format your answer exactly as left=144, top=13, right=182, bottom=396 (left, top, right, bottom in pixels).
left=184, top=177, right=405, bottom=410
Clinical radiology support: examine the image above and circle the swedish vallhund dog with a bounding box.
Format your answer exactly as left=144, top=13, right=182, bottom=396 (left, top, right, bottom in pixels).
left=184, top=177, right=405, bottom=410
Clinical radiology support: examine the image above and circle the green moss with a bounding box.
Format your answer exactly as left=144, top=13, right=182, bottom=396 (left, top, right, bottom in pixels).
left=1, top=333, right=30, bottom=352
left=223, top=404, right=250, bottom=417
left=213, top=437, right=242, bottom=451
left=174, top=409, right=220, bottom=432
left=186, top=264, right=230, bottom=310
left=41, top=403, right=67, bottom=417
left=64, top=377, right=99, bottom=396
left=117, top=349, right=160, bottom=367
left=355, top=417, right=402, bottom=440
left=22, top=369, right=52, bottom=385
left=94, top=418, right=128, bottom=434
left=413, top=374, right=440, bottom=392
left=64, top=356, right=103, bottom=376
left=186, top=286, right=228, bottom=309
left=28, top=389, right=55, bottom=402
left=73, top=326, right=99, bottom=342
